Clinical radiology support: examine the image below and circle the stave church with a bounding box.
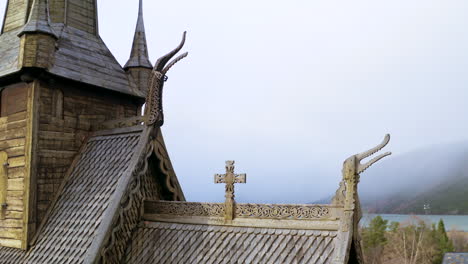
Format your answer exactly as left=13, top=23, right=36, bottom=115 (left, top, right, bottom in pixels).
left=0, top=0, right=391, bottom=263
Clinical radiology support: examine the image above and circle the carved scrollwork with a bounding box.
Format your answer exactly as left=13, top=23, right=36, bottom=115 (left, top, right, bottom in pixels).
left=331, top=181, right=346, bottom=206
left=236, top=204, right=331, bottom=220
left=151, top=201, right=225, bottom=217
left=152, top=130, right=185, bottom=201
left=101, top=142, right=154, bottom=262
left=150, top=201, right=332, bottom=220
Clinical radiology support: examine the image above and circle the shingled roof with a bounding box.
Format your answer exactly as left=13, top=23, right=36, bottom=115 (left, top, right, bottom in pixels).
left=0, top=118, right=369, bottom=264
left=51, top=26, right=143, bottom=97
left=126, top=222, right=338, bottom=263
left=0, top=2, right=388, bottom=263
left=0, top=127, right=143, bottom=263
left=0, top=0, right=144, bottom=98
left=118, top=135, right=393, bottom=264
left=0, top=125, right=184, bottom=263
left=124, top=198, right=362, bottom=264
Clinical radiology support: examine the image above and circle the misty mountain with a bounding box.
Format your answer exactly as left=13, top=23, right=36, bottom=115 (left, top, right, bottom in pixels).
left=359, top=141, right=468, bottom=215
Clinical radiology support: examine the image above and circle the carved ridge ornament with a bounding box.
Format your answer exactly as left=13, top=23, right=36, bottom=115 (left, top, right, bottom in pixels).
left=152, top=201, right=225, bottom=217
left=214, top=160, right=246, bottom=220
left=236, top=203, right=330, bottom=219
left=149, top=201, right=332, bottom=220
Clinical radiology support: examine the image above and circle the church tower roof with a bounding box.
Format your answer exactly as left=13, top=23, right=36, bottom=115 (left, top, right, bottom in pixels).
left=18, top=0, right=58, bottom=39
left=0, top=0, right=144, bottom=98
left=124, top=0, right=152, bottom=69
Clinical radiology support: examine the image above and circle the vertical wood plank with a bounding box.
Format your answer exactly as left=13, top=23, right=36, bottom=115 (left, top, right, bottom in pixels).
left=22, top=80, right=36, bottom=249
left=0, top=152, right=8, bottom=220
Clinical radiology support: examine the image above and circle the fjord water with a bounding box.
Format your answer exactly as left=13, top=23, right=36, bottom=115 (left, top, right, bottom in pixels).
left=361, top=214, right=468, bottom=231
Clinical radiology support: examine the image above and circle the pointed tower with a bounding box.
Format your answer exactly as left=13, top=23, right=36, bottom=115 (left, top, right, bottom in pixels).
left=0, top=0, right=145, bottom=249
left=17, top=0, right=58, bottom=69
left=124, top=0, right=153, bottom=95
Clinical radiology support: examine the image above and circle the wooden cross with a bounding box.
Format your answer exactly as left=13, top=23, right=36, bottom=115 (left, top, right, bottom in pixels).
left=214, top=160, right=246, bottom=221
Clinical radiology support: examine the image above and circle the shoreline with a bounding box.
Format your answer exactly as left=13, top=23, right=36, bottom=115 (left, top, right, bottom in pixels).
left=365, top=213, right=468, bottom=216
left=361, top=214, right=468, bottom=232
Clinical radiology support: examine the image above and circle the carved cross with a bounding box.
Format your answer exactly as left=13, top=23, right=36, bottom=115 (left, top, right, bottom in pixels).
left=214, top=160, right=246, bottom=221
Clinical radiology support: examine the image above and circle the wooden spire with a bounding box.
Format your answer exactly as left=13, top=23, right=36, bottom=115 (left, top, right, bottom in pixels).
left=18, top=0, right=58, bottom=39
left=125, top=0, right=152, bottom=69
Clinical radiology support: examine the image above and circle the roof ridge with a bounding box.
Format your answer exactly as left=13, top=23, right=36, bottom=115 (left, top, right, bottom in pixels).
left=84, top=127, right=153, bottom=263
left=91, top=125, right=145, bottom=138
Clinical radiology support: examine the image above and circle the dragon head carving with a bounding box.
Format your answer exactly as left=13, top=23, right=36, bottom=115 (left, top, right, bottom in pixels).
left=342, top=134, right=392, bottom=181
left=332, top=135, right=391, bottom=264
left=333, top=134, right=392, bottom=207
left=144, top=31, right=188, bottom=127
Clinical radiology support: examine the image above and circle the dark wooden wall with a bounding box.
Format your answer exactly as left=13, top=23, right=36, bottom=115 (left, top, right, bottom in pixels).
left=36, top=80, right=140, bottom=224
left=0, top=78, right=141, bottom=249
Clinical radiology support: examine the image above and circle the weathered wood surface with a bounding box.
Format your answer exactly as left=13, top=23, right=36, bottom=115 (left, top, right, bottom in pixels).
left=0, top=84, right=27, bottom=117
left=35, top=80, right=139, bottom=223
left=1, top=0, right=30, bottom=33
left=0, top=128, right=144, bottom=263
left=19, top=34, right=56, bottom=69
left=124, top=0, right=153, bottom=95
left=144, top=200, right=341, bottom=228
left=49, top=0, right=66, bottom=24
left=0, top=152, right=8, bottom=220
left=125, top=221, right=338, bottom=264
left=0, top=83, right=29, bottom=249
left=0, top=30, right=21, bottom=77
left=0, top=76, right=140, bottom=249
left=0, top=0, right=144, bottom=98
left=97, top=116, right=144, bottom=131
left=66, top=0, right=97, bottom=35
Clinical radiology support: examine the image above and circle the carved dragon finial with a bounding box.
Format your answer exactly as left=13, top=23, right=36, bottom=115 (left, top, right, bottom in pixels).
left=333, top=134, right=392, bottom=206
left=144, top=32, right=188, bottom=127
left=342, top=134, right=391, bottom=180
left=341, top=135, right=391, bottom=263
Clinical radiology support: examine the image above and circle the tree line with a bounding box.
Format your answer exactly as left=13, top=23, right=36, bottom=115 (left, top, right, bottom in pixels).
left=361, top=215, right=468, bottom=264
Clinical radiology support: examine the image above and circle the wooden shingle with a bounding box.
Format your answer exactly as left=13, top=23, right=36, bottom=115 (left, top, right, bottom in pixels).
left=0, top=128, right=143, bottom=263
left=125, top=222, right=338, bottom=264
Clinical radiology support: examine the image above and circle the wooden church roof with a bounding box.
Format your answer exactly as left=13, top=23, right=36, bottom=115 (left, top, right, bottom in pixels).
left=0, top=0, right=145, bottom=98
left=0, top=124, right=184, bottom=263
left=125, top=222, right=338, bottom=263
left=0, top=1, right=389, bottom=263
left=0, top=118, right=370, bottom=264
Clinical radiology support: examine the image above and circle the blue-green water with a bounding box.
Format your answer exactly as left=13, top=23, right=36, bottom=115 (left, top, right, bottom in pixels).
left=361, top=214, right=468, bottom=231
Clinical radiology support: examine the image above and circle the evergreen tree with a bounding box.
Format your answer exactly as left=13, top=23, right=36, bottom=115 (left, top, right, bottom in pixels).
left=389, top=221, right=399, bottom=233
left=362, top=216, right=388, bottom=264
left=362, top=215, right=388, bottom=249
left=433, top=219, right=454, bottom=264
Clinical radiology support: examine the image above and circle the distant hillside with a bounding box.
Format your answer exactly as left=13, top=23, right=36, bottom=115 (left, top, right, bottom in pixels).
left=358, top=141, right=468, bottom=215
left=365, top=176, right=468, bottom=215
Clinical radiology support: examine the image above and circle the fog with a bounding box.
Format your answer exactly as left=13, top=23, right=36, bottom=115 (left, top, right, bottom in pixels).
left=360, top=141, right=468, bottom=201
left=2, top=0, right=468, bottom=203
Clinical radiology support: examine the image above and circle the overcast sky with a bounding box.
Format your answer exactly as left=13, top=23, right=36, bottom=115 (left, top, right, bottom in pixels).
left=2, top=0, right=468, bottom=203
